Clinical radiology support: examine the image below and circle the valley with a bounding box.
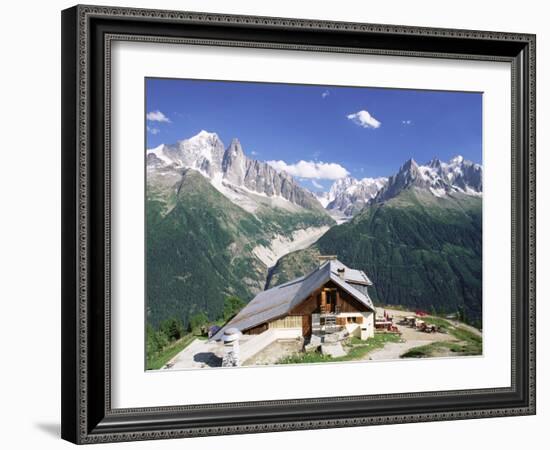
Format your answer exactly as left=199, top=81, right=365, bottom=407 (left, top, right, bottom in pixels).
left=269, top=157, right=483, bottom=325
left=146, top=131, right=334, bottom=328
left=146, top=130, right=483, bottom=331
left=252, top=225, right=330, bottom=268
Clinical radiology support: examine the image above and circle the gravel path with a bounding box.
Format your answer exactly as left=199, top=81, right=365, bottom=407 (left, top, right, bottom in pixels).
left=165, top=339, right=224, bottom=369
left=365, top=307, right=463, bottom=361
left=164, top=307, right=481, bottom=369
left=165, top=335, right=260, bottom=370
left=367, top=340, right=428, bottom=360
left=243, top=339, right=303, bottom=366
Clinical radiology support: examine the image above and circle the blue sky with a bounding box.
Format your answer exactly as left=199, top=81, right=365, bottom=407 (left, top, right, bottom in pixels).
left=146, top=78, right=482, bottom=192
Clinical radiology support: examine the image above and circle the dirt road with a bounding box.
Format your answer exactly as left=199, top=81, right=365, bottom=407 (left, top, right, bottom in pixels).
left=165, top=339, right=224, bottom=369
left=366, top=307, right=460, bottom=360
left=368, top=340, right=429, bottom=360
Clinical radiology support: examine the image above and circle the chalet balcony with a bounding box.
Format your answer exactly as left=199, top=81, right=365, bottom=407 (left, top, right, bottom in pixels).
left=312, top=305, right=344, bottom=335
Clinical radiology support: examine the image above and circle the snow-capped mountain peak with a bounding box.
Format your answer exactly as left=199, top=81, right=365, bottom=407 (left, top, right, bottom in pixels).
left=147, top=131, right=325, bottom=213
left=146, top=144, right=172, bottom=168
left=375, top=155, right=482, bottom=202
left=222, top=138, right=247, bottom=185
left=227, top=138, right=244, bottom=153
left=450, top=155, right=464, bottom=165
left=148, top=131, right=482, bottom=219
left=195, top=129, right=216, bottom=138
left=325, top=175, right=388, bottom=217
left=315, top=192, right=331, bottom=208
left=144, top=130, right=226, bottom=177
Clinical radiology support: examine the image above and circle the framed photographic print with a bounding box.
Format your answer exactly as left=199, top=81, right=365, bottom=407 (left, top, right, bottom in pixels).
left=61, top=5, right=536, bottom=444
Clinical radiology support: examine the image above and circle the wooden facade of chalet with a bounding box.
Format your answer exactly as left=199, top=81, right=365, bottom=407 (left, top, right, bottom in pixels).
left=245, top=280, right=371, bottom=337
left=212, top=259, right=377, bottom=342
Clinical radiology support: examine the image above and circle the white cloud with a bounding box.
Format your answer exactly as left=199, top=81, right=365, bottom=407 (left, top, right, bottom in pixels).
left=347, top=110, right=381, bottom=129
left=250, top=150, right=258, bottom=156
left=146, top=110, right=171, bottom=123
left=321, top=90, right=330, bottom=99
left=147, top=126, right=160, bottom=135
left=311, top=179, right=323, bottom=189
left=402, top=119, right=413, bottom=125
left=267, top=160, right=349, bottom=180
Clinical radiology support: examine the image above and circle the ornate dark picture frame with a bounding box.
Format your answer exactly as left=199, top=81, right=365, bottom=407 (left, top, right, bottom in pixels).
left=61, top=4, right=536, bottom=444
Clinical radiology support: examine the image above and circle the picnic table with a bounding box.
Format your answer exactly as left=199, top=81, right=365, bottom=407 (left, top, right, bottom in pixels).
left=375, top=320, right=400, bottom=333
left=416, top=322, right=441, bottom=333
left=375, top=320, right=393, bottom=330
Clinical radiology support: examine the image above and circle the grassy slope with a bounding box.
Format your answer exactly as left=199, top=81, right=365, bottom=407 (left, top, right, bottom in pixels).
left=146, top=334, right=197, bottom=370
left=401, top=316, right=482, bottom=357
left=266, top=247, right=322, bottom=288
left=147, top=170, right=266, bottom=328
left=147, top=169, right=334, bottom=328
left=269, top=188, right=483, bottom=322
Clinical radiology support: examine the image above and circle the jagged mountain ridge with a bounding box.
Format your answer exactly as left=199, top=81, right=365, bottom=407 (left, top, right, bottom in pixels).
left=147, top=130, right=324, bottom=212
left=146, top=131, right=484, bottom=326
left=266, top=157, right=483, bottom=323
left=317, top=155, right=482, bottom=217
left=324, top=176, right=388, bottom=216
left=146, top=131, right=334, bottom=328
left=374, top=156, right=482, bottom=203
